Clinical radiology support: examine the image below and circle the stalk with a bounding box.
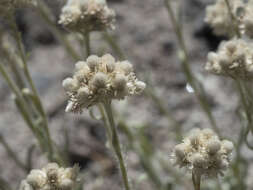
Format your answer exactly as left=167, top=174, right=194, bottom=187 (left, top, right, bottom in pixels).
left=9, top=15, right=54, bottom=161
left=0, top=64, right=47, bottom=152
left=37, top=0, right=81, bottom=61
left=192, top=172, right=201, bottom=190
left=84, top=31, right=91, bottom=57
left=103, top=101, right=131, bottom=190
left=102, top=32, right=125, bottom=60
left=0, top=134, right=28, bottom=172
left=164, top=0, right=220, bottom=135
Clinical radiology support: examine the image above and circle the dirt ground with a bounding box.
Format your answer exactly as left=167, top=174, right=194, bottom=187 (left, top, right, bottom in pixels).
left=0, top=0, right=249, bottom=189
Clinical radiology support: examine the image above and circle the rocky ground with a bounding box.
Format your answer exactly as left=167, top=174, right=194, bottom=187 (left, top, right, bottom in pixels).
left=0, top=0, right=250, bottom=189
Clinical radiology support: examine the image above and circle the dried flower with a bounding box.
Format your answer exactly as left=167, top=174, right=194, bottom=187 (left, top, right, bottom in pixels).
left=58, top=0, right=115, bottom=32
left=205, top=0, right=253, bottom=37
left=205, top=0, right=241, bottom=36
left=205, top=39, right=253, bottom=80
left=172, top=128, right=234, bottom=177
left=19, top=163, right=79, bottom=190
left=62, top=54, right=146, bottom=113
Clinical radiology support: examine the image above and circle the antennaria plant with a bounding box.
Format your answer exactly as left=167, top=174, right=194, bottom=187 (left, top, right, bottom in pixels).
left=0, top=0, right=253, bottom=190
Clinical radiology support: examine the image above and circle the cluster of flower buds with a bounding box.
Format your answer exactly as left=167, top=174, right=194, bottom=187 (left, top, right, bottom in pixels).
left=59, top=0, right=115, bottom=32
left=19, top=163, right=79, bottom=190
left=205, top=0, right=253, bottom=37
left=62, top=54, right=146, bottom=113
left=172, top=128, right=234, bottom=177
left=205, top=39, right=253, bottom=80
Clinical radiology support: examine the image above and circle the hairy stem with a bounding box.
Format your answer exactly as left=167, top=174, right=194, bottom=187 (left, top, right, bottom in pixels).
left=37, top=0, right=81, bottom=61
left=103, top=101, right=131, bottom=190
left=102, top=32, right=125, bottom=60
left=164, top=0, right=220, bottom=135
left=192, top=172, right=201, bottom=190
left=235, top=80, right=253, bottom=132
left=84, top=31, right=91, bottom=57
left=0, top=134, right=28, bottom=172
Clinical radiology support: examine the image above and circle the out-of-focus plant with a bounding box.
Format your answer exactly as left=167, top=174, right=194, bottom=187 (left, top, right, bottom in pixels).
left=0, top=1, right=63, bottom=165
left=1, top=0, right=253, bottom=190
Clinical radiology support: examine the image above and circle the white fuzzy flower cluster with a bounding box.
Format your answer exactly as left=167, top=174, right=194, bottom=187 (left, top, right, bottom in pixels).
left=59, top=0, right=115, bottom=32
left=19, top=163, right=79, bottom=190
left=204, top=0, right=253, bottom=37
left=205, top=39, right=253, bottom=79
left=173, top=128, right=234, bottom=177
left=62, top=54, right=146, bottom=113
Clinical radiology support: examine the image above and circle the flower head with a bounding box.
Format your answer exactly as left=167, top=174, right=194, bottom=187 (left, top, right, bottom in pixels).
left=62, top=54, right=146, bottom=113
left=205, top=0, right=253, bottom=37
left=59, top=0, right=115, bottom=32
left=205, top=39, right=253, bottom=80
left=19, top=163, right=79, bottom=190
left=172, top=128, right=233, bottom=177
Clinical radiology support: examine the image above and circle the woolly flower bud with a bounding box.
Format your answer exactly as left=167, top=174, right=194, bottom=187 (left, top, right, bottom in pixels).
left=77, top=87, right=89, bottom=99
left=112, top=74, right=127, bottom=90
left=75, top=61, right=88, bottom=71
left=62, top=78, right=79, bottom=92
left=59, top=0, right=115, bottom=32
left=192, top=153, right=206, bottom=168
left=26, top=170, right=47, bottom=188
left=207, top=139, right=221, bottom=155
left=174, top=143, right=187, bottom=160
left=87, top=55, right=100, bottom=71
left=19, top=163, right=79, bottom=190
left=58, top=179, right=74, bottom=190
left=172, top=128, right=233, bottom=177
left=102, top=54, right=116, bottom=72
left=119, top=61, right=133, bottom=75
left=205, top=39, right=253, bottom=80
left=19, top=180, right=33, bottom=190
left=222, top=140, right=234, bottom=154
left=63, top=54, right=146, bottom=113
left=91, top=72, right=108, bottom=89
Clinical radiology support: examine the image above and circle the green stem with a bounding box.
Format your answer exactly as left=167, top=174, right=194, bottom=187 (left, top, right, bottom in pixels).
left=37, top=0, right=81, bottom=61
left=103, top=101, right=131, bottom=190
left=118, top=121, right=163, bottom=189
left=84, top=31, right=91, bottom=57
left=145, top=87, right=182, bottom=141
left=0, top=64, right=47, bottom=151
left=102, top=32, right=125, bottom=60
left=0, top=35, right=25, bottom=89
left=98, top=103, right=112, bottom=141
left=6, top=14, right=55, bottom=162
left=164, top=0, right=220, bottom=135
left=235, top=80, right=253, bottom=132
left=192, top=172, right=201, bottom=190
left=0, top=177, right=12, bottom=190
left=0, top=134, right=28, bottom=172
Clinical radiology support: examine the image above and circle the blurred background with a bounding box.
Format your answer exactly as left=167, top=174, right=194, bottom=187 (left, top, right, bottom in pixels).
left=0, top=0, right=250, bottom=189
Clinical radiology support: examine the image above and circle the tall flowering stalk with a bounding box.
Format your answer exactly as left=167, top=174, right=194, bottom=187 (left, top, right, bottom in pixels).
left=164, top=0, right=220, bottom=135
left=62, top=54, right=146, bottom=190
left=205, top=0, right=253, bottom=148
left=0, top=1, right=63, bottom=164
